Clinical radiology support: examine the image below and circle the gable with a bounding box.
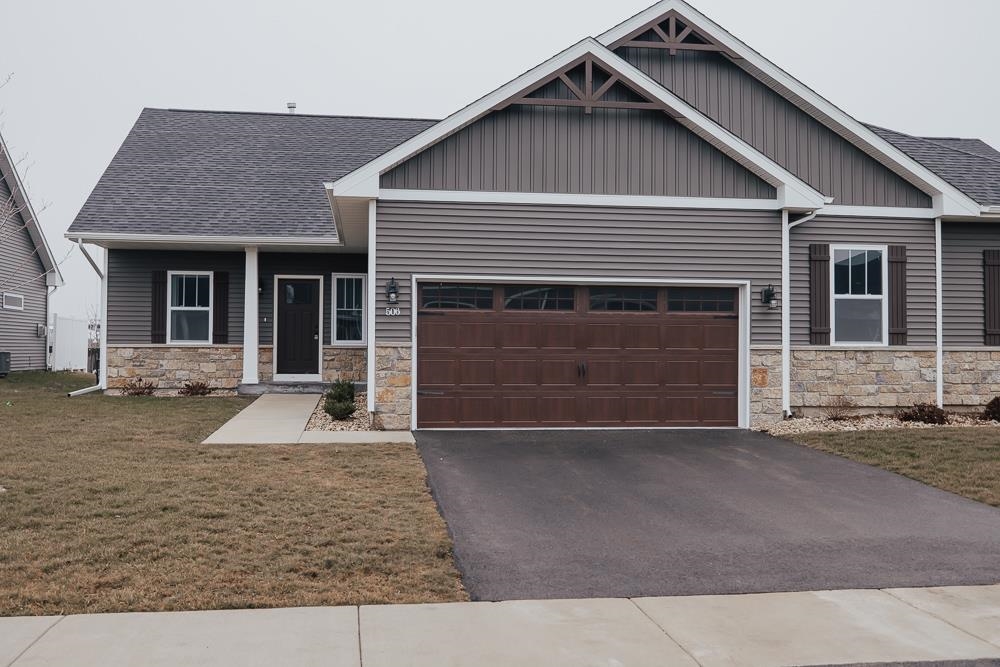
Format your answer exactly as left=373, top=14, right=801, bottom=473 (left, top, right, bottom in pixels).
left=615, top=47, right=933, bottom=208
left=380, top=104, right=776, bottom=199
left=0, top=176, right=47, bottom=289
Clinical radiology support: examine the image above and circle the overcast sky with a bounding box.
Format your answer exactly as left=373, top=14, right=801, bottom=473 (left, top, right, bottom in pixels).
left=2, top=0, right=998, bottom=319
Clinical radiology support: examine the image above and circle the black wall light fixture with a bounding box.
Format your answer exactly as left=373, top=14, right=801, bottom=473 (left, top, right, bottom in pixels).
left=386, top=277, right=400, bottom=304
left=761, top=284, right=778, bottom=309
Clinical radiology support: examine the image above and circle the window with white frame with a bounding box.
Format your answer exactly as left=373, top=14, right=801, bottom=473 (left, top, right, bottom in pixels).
left=168, top=272, right=212, bottom=343
left=332, top=274, right=365, bottom=344
left=2, top=293, right=25, bottom=311
left=832, top=247, right=886, bottom=345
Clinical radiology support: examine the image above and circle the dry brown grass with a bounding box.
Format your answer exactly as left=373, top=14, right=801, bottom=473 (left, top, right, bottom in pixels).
left=790, top=427, right=1000, bottom=507
left=0, top=372, right=466, bottom=616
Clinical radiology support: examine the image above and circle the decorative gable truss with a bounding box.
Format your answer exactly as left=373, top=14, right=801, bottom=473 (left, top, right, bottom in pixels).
left=609, top=9, right=737, bottom=58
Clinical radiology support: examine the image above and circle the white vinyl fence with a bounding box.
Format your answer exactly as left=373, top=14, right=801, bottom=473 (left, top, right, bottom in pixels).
left=49, top=315, right=90, bottom=371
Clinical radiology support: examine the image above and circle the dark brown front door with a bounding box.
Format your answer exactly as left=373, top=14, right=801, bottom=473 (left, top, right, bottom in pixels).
left=416, top=284, right=740, bottom=428
left=276, top=278, right=321, bottom=376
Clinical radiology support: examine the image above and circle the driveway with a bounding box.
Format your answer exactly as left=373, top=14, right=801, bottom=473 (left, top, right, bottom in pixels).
left=416, top=430, right=1000, bottom=601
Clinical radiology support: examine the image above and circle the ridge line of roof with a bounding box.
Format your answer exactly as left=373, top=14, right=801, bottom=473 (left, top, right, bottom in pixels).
left=159, top=107, right=441, bottom=123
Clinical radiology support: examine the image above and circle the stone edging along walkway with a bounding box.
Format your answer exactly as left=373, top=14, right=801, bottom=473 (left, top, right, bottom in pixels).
left=2, top=585, right=999, bottom=667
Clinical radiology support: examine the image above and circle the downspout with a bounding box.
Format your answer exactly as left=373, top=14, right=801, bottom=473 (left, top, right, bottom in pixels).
left=781, top=210, right=819, bottom=417
left=68, top=245, right=107, bottom=397
left=935, top=216, right=944, bottom=407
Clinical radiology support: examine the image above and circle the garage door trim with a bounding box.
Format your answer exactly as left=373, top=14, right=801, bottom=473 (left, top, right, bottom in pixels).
left=409, top=274, right=752, bottom=430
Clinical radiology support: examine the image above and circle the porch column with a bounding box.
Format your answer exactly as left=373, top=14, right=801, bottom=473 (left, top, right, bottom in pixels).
left=242, top=246, right=260, bottom=384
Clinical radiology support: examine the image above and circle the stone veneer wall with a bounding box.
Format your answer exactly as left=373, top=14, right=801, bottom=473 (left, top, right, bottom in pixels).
left=942, top=351, right=1000, bottom=408
left=106, top=345, right=367, bottom=394
left=371, top=344, right=412, bottom=431
left=750, top=348, right=783, bottom=428
left=790, top=349, right=937, bottom=414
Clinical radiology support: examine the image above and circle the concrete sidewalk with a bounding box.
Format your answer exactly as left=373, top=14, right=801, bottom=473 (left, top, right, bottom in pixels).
left=3, top=585, right=999, bottom=666
left=201, top=395, right=414, bottom=445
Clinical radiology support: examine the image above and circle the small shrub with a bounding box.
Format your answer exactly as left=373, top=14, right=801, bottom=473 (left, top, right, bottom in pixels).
left=982, top=397, right=1000, bottom=422
left=120, top=376, right=155, bottom=396
left=821, top=396, right=856, bottom=422
left=178, top=381, right=212, bottom=397
left=898, top=403, right=947, bottom=425
left=327, top=379, right=355, bottom=403
left=324, top=397, right=356, bottom=421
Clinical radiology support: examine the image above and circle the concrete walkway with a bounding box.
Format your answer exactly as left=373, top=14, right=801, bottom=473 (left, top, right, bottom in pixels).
left=3, top=585, right=999, bottom=666
left=202, top=395, right=414, bottom=445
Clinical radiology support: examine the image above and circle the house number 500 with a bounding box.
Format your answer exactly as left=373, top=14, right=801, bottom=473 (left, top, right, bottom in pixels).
left=384, top=307, right=401, bottom=317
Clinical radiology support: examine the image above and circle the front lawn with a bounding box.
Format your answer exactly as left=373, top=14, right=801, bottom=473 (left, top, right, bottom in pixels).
left=0, top=372, right=465, bottom=616
left=789, top=428, right=1000, bottom=507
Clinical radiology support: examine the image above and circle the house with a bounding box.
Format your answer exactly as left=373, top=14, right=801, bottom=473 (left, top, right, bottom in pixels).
left=66, top=0, right=1000, bottom=429
left=0, top=131, right=63, bottom=373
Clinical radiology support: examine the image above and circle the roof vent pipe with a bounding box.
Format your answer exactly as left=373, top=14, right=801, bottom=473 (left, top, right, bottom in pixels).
left=287, top=102, right=297, bottom=114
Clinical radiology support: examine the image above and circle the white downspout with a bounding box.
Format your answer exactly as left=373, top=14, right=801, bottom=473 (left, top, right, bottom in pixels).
left=782, top=211, right=818, bottom=417
left=366, top=199, right=377, bottom=414
left=935, top=216, right=944, bottom=407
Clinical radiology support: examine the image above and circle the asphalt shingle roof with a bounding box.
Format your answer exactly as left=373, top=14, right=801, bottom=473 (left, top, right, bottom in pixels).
left=68, top=108, right=436, bottom=240
left=866, top=123, right=1000, bottom=207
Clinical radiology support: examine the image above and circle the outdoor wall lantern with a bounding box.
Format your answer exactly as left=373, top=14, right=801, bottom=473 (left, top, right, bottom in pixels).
left=761, top=284, right=778, bottom=310
left=386, top=277, right=400, bottom=305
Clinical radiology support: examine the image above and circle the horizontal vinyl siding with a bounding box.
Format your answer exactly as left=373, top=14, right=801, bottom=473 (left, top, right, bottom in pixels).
left=258, top=253, right=365, bottom=345
left=0, top=178, right=48, bottom=370
left=619, top=48, right=932, bottom=208
left=107, top=250, right=245, bottom=345
left=381, top=106, right=776, bottom=199
left=375, top=201, right=781, bottom=345
left=790, top=216, right=936, bottom=346
left=942, top=223, right=1000, bottom=347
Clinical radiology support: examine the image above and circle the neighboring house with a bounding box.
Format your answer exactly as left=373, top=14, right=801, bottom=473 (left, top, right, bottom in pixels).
left=67, top=0, right=1000, bottom=429
left=0, top=131, right=63, bottom=372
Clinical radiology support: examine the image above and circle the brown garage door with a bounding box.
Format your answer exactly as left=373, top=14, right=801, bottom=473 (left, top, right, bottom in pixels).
left=416, top=284, right=740, bottom=428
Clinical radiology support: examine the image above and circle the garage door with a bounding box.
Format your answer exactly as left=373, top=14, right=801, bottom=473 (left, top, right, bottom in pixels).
left=416, top=283, right=740, bottom=428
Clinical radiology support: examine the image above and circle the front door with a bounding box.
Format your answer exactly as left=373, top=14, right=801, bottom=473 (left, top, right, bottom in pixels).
left=276, top=278, right=321, bottom=376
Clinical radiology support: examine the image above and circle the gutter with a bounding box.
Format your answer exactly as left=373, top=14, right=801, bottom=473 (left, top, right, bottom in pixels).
left=65, top=233, right=344, bottom=247
left=781, top=210, right=819, bottom=417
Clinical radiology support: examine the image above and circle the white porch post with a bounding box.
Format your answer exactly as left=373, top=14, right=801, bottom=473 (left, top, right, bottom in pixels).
left=935, top=217, right=944, bottom=407
left=780, top=210, right=791, bottom=417
left=242, top=246, right=260, bottom=384
left=366, top=200, right=377, bottom=413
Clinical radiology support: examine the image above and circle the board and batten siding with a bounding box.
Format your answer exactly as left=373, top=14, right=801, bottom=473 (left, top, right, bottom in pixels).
left=789, top=216, right=936, bottom=346
left=375, top=201, right=781, bottom=345
left=0, top=177, right=48, bottom=370
left=618, top=48, right=932, bottom=209
left=107, top=250, right=245, bottom=345
left=941, top=223, right=1000, bottom=347
left=381, top=106, right=776, bottom=199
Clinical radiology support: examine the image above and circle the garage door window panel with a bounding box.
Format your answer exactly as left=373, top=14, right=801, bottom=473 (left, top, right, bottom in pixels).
left=667, top=287, right=737, bottom=313
left=832, top=247, right=887, bottom=345
left=504, top=286, right=575, bottom=311
left=589, top=287, right=658, bottom=312
left=421, top=284, right=494, bottom=310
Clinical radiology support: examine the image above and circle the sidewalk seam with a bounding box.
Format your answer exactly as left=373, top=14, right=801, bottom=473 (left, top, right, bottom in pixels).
left=4, top=616, right=65, bottom=667
left=881, top=588, right=1000, bottom=651
left=627, top=598, right=704, bottom=667
left=356, top=606, right=364, bottom=667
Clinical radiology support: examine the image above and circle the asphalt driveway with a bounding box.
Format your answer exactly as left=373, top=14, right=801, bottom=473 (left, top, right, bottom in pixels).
left=416, top=430, right=1000, bottom=601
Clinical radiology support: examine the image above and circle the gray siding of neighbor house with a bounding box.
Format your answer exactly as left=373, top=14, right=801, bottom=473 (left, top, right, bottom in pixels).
left=374, top=200, right=782, bottom=345
left=107, top=250, right=367, bottom=346
left=0, top=178, right=48, bottom=370
left=618, top=48, right=933, bottom=209
left=381, top=106, right=777, bottom=199
left=789, top=216, right=937, bottom=346
left=942, top=223, right=1000, bottom=347
left=107, top=250, right=246, bottom=345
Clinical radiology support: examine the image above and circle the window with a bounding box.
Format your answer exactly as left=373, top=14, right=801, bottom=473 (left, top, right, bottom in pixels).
left=2, top=293, right=25, bottom=311
left=667, top=287, right=736, bottom=313
left=832, top=247, right=886, bottom=344
left=167, top=272, right=212, bottom=344
left=333, top=274, right=365, bottom=344
left=504, top=286, right=575, bottom=311
left=589, top=287, right=657, bottom=312
left=421, top=284, right=494, bottom=309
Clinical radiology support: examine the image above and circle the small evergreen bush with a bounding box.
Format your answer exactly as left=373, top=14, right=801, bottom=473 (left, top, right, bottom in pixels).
left=982, top=397, right=1000, bottom=422
left=897, top=403, right=947, bottom=425
left=327, top=379, right=355, bottom=403
left=324, top=396, right=356, bottom=420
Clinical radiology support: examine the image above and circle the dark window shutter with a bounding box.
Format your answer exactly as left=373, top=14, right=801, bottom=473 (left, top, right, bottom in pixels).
left=809, top=244, right=831, bottom=345
left=213, top=272, right=229, bottom=344
left=888, top=246, right=908, bottom=346
left=985, top=250, right=1000, bottom=346
left=151, top=270, right=167, bottom=344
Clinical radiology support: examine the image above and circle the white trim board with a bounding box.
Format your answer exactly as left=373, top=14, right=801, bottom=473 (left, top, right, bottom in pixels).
left=597, top=0, right=982, bottom=218
left=406, top=274, right=753, bottom=430
left=379, top=190, right=783, bottom=211
left=328, top=39, right=826, bottom=210
left=272, top=274, right=325, bottom=378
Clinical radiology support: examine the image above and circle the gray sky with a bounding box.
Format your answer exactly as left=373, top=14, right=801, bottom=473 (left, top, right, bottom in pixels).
left=2, top=0, right=998, bottom=319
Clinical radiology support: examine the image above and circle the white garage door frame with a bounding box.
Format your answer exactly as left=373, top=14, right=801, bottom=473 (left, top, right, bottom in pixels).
left=409, top=274, right=753, bottom=430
